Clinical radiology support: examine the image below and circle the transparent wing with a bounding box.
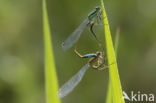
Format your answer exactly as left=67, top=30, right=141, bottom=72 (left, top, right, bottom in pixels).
left=62, top=18, right=89, bottom=51
left=58, top=64, right=89, bottom=98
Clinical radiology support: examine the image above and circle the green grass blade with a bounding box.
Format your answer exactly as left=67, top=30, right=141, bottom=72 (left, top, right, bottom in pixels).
left=100, top=1, right=125, bottom=103
left=106, top=81, right=113, bottom=103
left=114, top=27, right=120, bottom=58
left=42, top=0, right=61, bottom=103
left=106, top=27, right=120, bottom=103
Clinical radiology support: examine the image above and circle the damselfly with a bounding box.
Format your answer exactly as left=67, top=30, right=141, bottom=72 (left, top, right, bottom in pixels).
left=58, top=46, right=108, bottom=98
left=62, top=6, right=103, bottom=51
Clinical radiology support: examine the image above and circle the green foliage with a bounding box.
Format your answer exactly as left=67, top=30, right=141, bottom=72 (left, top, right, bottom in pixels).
left=42, top=0, right=61, bottom=103
left=100, top=1, right=125, bottom=103
left=106, top=27, right=120, bottom=103
left=106, top=81, right=113, bottom=103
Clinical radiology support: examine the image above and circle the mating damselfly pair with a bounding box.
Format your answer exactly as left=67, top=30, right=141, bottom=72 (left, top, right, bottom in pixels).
left=58, top=6, right=109, bottom=98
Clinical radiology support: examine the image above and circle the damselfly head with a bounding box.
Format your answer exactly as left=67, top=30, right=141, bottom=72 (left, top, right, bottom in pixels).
left=96, top=51, right=101, bottom=56
left=95, top=6, right=101, bottom=11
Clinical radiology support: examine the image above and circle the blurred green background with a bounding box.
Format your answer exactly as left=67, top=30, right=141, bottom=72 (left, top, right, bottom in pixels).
left=0, top=0, right=156, bottom=103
